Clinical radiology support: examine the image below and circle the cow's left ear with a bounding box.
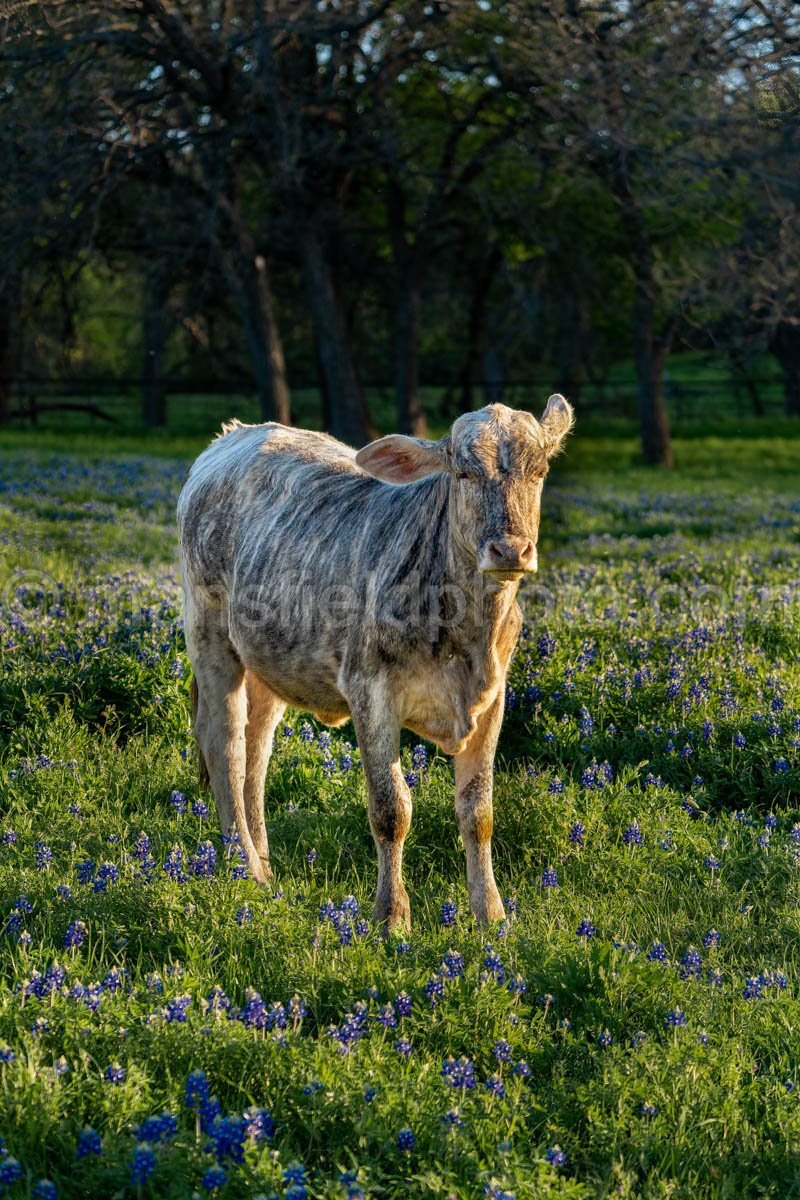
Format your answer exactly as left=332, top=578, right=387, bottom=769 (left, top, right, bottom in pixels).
left=356, top=435, right=449, bottom=484
left=539, top=394, right=575, bottom=458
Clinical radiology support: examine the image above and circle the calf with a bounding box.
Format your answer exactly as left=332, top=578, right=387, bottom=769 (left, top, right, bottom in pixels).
left=177, top=397, right=573, bottom=931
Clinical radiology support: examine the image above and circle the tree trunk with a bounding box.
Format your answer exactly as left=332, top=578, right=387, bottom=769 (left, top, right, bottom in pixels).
left=615, top=166, right=675, bottom=466
left=387, top=182, right=427, bottom=437
left=214, top=222, right=291, bottom=426
left=393, top=280, right=426, bottom=437
left=558, top=292, right=592, bottom=404
left=239, top=256, right=291, bottom=425
left=770, top=322, right=800, bottom=416
left=142, top=266, right=169, bottom=429
left=302, top=220, right=372, bottom=446
left=633, top=284, right=675, bottom=467
left=455, top=245, right=501, bottom=415
left=0, top=277, right=17, bottom=426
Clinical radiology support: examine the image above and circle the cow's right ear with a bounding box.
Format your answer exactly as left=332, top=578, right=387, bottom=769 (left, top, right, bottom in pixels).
left=355, top=435, right=449, bottom=484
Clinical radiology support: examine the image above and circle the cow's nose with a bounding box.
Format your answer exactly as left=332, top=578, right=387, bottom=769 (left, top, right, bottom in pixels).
left=485, top=538, right=537, bottom=572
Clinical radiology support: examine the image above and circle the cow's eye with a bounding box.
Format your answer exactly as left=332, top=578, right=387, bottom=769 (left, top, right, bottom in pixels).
left=455, top=471, right=473, bottom=482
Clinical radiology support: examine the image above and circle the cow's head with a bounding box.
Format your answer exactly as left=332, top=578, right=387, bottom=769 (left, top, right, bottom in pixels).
left=356, top=396, right=574, bottom=581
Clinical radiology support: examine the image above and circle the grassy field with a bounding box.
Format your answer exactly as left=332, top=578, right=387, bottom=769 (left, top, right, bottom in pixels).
left=0, top=419, right=799, bottom=1198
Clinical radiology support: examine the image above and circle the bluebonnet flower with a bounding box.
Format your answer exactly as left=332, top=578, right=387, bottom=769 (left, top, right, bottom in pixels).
left=424, top=975, right=445, bottom=1006
left=397, top=1128, right=415, bottom=1151
left=130, top=1145, right=156, bottom=1184
left=485, top=1074, right=505, bottom=1098
left=541, top=867, right=558, bottom=888
left=395, top=939, right=411, bottom=954
left=641, top=1102, right=658, bottom=1117
left=697, top=1030, right=710, bottom=1045
left=774, top=758, right=790, bottom=774
left=135, top=1112, right=177, bottom=1143
left=243, top=1106, right=274, bottom=1142
left=513, top=1059, right=531, bottom=1077
left=442, top=1110, right=463, bottom=1128
left=394, top=1037, right=413, bottom=1057
left=164, top=845, right=186, bottom=882
left=705, top=856, right=720, bottom=870
left=396, top=991, right=412, bottom=1017
left=208, top=1114, right=246, bottom=1162
left=33, top=1180, right=58, bottom=1200
left=2, top=830, right=18, bottom=845
left=569, top=822, right=585, bottom=846
left=364, top=1087, right=377, bottom=1104
left=133, top=832, right=151, bottom=862
left=493, top=1039, right=512, bottom=1063
left=192, top=799, right=210, bottom=818
left=164, top=994, right=191, bottom=1023
left=598, top=1028, right=613, bottom=1047
left=104, top=1063, right=125, bottom=1085
left=545, top=1145, right=566, bottom=1167
left=0, top=1045, right=16, bottom=1063
left=679, top=946, right=703, bottom=980
left=743, top=976, right=763, bottom=1000
left=93, top=862, right=119, bottom=893
left=236, top=904, right=252, bottom=926
left=35, top=841, right=53, bottom=870
left=239, top=988, right=267, bottom=1029
left=440, top=901, right=458, bottom=927
left=170, top=790, right=187, bottom=814
left=185, top=1070, right=210, bottom=1111
left=200, top=1165, right=227, bottom=1192
left=440, top=950, right=464, bottom=979
left=703, top=929, right=720, bottom=949
left=576, top=918, right=595, bottom=939
left=733, top=732, right=746, bottom=749
left=483, top=945, right=506, bottom=982
left=76, top=859, right=95, bottom=885
left=665, top=1007, right=689, bottom=1027
left=442, top=1057, right=476, bottom=1089
left=623, top=821, right=643, bottom=846
left=377, top=1003, right=397, bottom=1028
left=189, top=841, right=217, bottom=877
left=549, top=777, right=565, bottom=795
left=0, top=1159, right=23, bottom=1185
left=283, top=1161, right=308, bottom=1199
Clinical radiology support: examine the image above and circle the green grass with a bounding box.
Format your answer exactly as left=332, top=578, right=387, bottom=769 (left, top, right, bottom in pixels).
left=0, top=419, right=798, bottom=1198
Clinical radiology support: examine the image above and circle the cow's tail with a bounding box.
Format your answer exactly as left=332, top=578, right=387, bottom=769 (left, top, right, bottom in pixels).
left=190, top=675, right=210, bottom=791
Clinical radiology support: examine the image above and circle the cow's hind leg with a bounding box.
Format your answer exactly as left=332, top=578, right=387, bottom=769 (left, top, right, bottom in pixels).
left=185, top=599, right=268, bottom=885
left=243, top=671, right=286, bottom=881
left=349, top=683, right=412, bottom=934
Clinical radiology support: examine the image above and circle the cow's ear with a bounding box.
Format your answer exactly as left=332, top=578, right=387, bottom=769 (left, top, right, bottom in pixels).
left=356, top=435, right=449, bottom=484
left=539, top=394, right=574, bottom=458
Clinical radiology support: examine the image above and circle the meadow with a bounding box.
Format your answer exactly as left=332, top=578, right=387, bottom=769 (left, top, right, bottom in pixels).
left=0, top=420, right=799, bottom=1199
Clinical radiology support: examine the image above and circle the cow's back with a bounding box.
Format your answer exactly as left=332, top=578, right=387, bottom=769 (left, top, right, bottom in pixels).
left=177, top=422, right=365, bottom=594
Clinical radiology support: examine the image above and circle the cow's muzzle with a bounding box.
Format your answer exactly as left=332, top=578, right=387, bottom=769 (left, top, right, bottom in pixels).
left=479, top=537, right=537, bottom=580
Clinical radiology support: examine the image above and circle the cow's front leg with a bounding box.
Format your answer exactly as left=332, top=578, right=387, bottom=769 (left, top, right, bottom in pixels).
left=349, top=690, right=412, bottom=934
left=454, top=689, right=505, bottom=923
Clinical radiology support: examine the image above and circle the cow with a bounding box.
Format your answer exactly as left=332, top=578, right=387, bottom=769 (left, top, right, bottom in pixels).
left=177, top=396, right=574, bottom=932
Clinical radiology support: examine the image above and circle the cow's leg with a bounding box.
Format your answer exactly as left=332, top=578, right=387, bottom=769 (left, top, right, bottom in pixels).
left=349, top=691, right=412, bottom=934
left=184, top=598, right=268, bottom=885
left=454, top=689, right=506, bottom=923
left=243, top=671, right=286, bottom=880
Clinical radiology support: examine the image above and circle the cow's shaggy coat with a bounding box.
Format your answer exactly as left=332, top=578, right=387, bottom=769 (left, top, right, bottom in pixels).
left=178, top=398, right=574, bottom=930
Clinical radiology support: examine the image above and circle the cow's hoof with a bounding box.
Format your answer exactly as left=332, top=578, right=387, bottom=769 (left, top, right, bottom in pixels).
left=471, top=889, right=505, bottom=924
left=248, top=856, right=272, bottom=886
left=375, top=890, right=411, bottom=937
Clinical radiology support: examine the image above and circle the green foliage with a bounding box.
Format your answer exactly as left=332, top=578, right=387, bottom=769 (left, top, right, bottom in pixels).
left=0, top=425, right=798, bottom=1197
